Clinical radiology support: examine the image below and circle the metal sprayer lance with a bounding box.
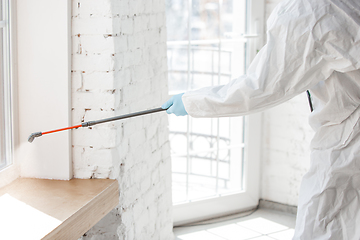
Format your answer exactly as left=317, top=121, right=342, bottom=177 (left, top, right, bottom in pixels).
left=28, top=107, right=167, bottom=143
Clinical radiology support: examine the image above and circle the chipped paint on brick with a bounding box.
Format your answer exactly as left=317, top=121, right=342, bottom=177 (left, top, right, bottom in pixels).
left=72, top=0, right=173, bottom=239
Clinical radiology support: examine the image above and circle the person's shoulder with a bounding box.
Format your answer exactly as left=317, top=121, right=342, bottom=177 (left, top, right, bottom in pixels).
left=268, top=0, right=359, bottom=27
left=266, top=0, right=316, bottom=30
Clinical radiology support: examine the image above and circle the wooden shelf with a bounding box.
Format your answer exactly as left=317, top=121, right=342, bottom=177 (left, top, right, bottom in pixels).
left=0, top=178, right=119, bottom=240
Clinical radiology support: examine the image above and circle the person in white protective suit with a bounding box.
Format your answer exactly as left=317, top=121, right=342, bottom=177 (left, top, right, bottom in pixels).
left=162, top=0, right=360, bottom=239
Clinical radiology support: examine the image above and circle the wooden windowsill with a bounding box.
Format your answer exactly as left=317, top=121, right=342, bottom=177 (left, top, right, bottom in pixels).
left=0, top=178, right=119, bottom=240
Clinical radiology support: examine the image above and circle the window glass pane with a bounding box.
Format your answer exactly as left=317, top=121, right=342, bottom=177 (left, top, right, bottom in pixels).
left=166, top=0, right=189, bottom=42
left=166, top=0, right=189, bottom=93
left=0, top=0, right=11, bottom=170
left=191, top=0, right=219, bottom=41
left=167, top=46, right=189, bottom=93
left=0, top=27, right=5, bottom=168
left=166, top=0, right=248, bottom=204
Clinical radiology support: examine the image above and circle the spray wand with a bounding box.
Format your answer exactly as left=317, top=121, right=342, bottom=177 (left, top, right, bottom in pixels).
left=28, top=107, right=166, bottom=143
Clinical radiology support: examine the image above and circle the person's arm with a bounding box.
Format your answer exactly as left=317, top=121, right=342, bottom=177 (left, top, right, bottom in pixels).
left=182, top=0, right=360, bottom=118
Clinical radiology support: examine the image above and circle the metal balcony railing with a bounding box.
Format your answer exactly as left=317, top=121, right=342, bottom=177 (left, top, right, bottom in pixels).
left=167, top=42, right=246, bottom=202
left=170, top=131, right=233, bottom=188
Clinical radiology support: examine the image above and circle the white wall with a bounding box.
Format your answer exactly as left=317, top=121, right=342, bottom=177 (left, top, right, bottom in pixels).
left=72, top=0, right=173, bottom=239
left=260, top=0, right=314, bottom=206
left=17, top=0, right=72, bottom=180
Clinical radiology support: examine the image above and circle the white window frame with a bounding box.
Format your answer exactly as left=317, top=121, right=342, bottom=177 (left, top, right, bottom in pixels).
left=0, top=0, right=18, bottom=188
left=171, top=0, right=265, bottom=226
left=0, top=0, right=13, bottom=170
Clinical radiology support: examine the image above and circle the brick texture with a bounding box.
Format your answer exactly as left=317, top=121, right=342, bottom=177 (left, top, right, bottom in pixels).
left=71, top=0, right=173, bottom=239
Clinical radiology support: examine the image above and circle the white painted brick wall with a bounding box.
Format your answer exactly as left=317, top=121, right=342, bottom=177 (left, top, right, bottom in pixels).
left=72, top=0, right=173, bottom=239
left=260, top=0, right=314, bottom=206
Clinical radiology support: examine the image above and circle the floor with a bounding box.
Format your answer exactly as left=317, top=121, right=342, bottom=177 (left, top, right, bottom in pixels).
left=173, top=208, right=296, bottom=240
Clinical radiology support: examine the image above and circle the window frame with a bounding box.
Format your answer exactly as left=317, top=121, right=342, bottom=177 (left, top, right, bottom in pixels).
left=168, top=0, right=265, bottom=226
left=0, top=0, right=19, bottom=188
left=173, top=114, right=262, bottom=225
left=0, top=0, right=14, bottom=171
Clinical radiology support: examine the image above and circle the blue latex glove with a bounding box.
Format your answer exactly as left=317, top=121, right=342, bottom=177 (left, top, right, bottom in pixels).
left=161, top=93, right=188, bottom=116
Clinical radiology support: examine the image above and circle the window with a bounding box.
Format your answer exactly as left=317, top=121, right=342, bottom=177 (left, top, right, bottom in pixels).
left=0, top=0, right=12, bottom=171
left=166, top=0, right=264, bottom=225
left=167, top=0, right=248, bottom=204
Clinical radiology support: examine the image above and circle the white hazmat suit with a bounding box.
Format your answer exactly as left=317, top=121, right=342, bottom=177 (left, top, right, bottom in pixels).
left=182, top=0, right=360, bottom=239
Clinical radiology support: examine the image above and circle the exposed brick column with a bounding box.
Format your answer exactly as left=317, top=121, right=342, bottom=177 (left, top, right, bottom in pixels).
left=72, top=0, right=173, bottom=239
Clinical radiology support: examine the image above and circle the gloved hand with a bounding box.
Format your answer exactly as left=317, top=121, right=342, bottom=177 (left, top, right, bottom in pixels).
left=161, top=93, right=188, bottom=116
